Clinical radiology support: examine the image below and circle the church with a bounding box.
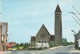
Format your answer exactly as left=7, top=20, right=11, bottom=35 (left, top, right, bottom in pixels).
left=30, top=5, right=62, bottom=48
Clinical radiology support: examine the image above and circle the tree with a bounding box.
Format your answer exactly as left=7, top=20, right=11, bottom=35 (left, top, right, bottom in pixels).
left=50, top=44, right=53, bottom=47
left=62, top=38, right=67, bottom=46
left=15, top=43, right=19, bottom=47
left=20, top=43, right=24, bottom=46
left=62, top=38, right=74, bottom=46
left=17, top=43, right=19, bottom=50
left=67, top=42, right=70, bottom=45
left=23, top=43, right=28, bottom=49
left=69, top=42, right=74, bottom=45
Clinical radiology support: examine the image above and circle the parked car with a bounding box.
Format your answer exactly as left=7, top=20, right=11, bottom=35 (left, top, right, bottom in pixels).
left=12, top=49, right=16, bottom=52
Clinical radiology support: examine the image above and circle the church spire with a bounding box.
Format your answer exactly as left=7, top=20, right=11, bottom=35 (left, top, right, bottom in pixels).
left=55, top=5, right=61, bottom=12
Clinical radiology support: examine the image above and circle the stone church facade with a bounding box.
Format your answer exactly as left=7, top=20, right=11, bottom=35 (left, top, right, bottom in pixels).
left=30, top=5, right=62, bottom=48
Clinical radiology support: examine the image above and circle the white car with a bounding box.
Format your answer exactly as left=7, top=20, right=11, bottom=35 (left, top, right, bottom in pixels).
left=12, top=49, right=16, bottom=52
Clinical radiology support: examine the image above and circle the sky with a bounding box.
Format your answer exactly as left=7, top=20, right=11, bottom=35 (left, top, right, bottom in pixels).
left=0, top=0, right=80, bottom=43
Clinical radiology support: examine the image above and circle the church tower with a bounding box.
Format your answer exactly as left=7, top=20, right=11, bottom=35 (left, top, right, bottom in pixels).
left=54, top=5, right=62, bottom=45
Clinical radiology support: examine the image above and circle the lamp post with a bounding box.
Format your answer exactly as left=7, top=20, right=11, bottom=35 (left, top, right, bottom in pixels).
left=71, top=30, right=76, bottom=35
left=71, top=30, right=77, bottom=48
left=8, top=34, right=13, bottom=42
left=71, top=30, right=76, bottom=42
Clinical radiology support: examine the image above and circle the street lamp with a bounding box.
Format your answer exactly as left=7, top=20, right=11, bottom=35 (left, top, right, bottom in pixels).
left=71, top=30, right=76, bottom=35
left=8, top=34, right=13, bottom=42
left=71, top=30, right=77, bottom=46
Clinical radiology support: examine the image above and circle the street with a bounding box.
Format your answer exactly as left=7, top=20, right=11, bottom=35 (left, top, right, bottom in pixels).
left=5, top=45, right=80, bottom=54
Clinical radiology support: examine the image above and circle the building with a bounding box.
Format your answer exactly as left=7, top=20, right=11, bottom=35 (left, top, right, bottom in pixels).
left=75, top=31, right=80, bottom=49
left=30, top=5, right=62, bottom=48
left=0, top=22, right=8, bottom=51
left=31, top=24, right=55, bottom=48
left=54, top=5, right=62, bottom=45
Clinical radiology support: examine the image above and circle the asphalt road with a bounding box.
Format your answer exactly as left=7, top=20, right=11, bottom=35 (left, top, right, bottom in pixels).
left=6, top=45, right=80, bottom=54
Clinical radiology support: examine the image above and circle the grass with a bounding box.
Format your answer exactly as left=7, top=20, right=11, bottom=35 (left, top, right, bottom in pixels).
left=8, top=48, right=12, bottom=51
left=8, top=46, right=48, bottom=50
left=19, top=46, right=23, bottom=50
left=8, top=46, right=24, bottom=51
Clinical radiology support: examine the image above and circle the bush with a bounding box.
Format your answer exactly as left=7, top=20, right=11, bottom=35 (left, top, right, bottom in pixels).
left=27, top=48, right=36, bottom=50
left=17, top=44, right=20, bottom=50
left=44, top=47, right=48, bottom=49
left=23, top=43, right=28, bottom=49
left=50, top=44, right=53, bottom=47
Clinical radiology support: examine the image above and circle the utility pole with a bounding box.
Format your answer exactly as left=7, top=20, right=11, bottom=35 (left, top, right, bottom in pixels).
left=8, top=34, right=13, bottom=42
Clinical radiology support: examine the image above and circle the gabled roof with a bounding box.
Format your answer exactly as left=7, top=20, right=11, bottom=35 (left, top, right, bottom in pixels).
left=36, top=24, right=50, bottom=36
left=55, top=5, right=61, bottom=12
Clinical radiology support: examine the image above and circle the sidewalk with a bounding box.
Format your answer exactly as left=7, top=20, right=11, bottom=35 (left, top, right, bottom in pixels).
left=0, top=51, right=3, bottom=54
left=70, top=47, right=80, bottom=53
left=0, top=51, right=12, bottom=54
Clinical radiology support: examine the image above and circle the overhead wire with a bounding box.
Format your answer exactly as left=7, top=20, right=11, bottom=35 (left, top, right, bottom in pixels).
left=72, top=6, right=80, bottom=15
left=72, top=16, right=80, bottom=25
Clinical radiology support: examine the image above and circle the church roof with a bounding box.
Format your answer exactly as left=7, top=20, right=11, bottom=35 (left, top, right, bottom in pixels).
left=55, top=5, right=61, bottom=12
left=36, top=24, right=50, bottom=36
